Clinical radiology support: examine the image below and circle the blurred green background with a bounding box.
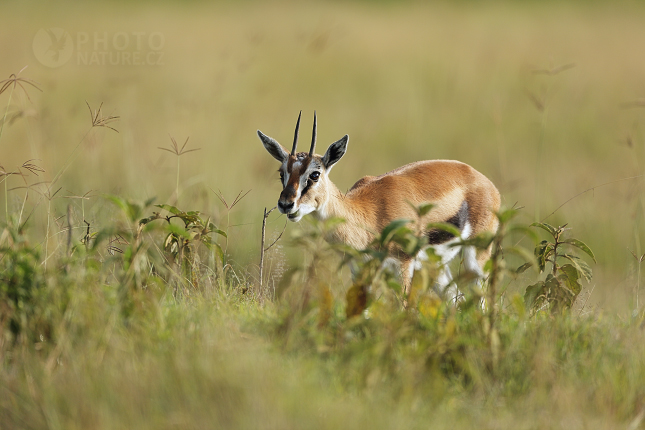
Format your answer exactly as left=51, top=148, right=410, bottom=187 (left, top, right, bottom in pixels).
left=3, top=0, right=645, bottom=310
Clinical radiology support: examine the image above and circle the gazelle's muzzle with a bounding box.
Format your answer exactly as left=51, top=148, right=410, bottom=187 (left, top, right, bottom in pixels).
left=278, top=182, right=298, bottom=214
left=278, top=200, right=295, bottom=214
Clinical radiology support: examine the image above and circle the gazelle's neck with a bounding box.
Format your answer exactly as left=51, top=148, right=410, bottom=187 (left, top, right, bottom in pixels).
left=313, top=179, right=343, bottom=221
left=312, top=179, right=373, bottom=249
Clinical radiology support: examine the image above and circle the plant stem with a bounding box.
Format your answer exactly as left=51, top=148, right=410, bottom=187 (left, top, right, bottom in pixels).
left=636, top=259, right=641, bottom=314
left=223, top=210, right=230, bottom=255
left=0, top=82, right=15, bottom=222
left=636, top=263, right=641, bottom=311
left=175, top=156, right=180, bottom=205
left=552, top=230, right=560, bottom=277
left=259, top=207, right=269, bottom=294
left=534, top=106, right=548, bottom=222
left=4, top=178, right=7, bottom=224
left=487, top=227, right=504, bottom=372
left=0, top=84, right=15, bottom=145
left=44, top=199, right=51, bottom=271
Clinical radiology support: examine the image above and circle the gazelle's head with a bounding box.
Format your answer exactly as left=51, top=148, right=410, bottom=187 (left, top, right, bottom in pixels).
left=258, top=112, right=349, bottom=222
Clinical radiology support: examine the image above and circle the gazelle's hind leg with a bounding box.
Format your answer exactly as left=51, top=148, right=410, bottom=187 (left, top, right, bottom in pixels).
left=433, top=238, right=463, bottom=303
left=461, top=245, right=489, bottom=307
left=476, top=245, right=493, bottom=270
left=438, top=265, right=459, bottom=303
left=463, top=245, right=485, bottom=278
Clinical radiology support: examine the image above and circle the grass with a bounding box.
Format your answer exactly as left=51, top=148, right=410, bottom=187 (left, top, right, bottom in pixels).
left=1, top=246, right=644, bottom=429
left=2, top=0, right=645, bottom=428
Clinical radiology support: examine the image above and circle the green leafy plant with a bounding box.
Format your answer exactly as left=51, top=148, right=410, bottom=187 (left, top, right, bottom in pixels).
left=98, top=196, right=162, bottom=312
left=448, top=207, right=536, bottom=370
left=140, top=203, right=227, bottom=292
left=342, top=205, right=534, bottom=319
left=341, top=205, right=442, bottom=317
left=0, top=221, right=47, bottom=341
left=523, top=222, right=595, bottom=314
left=281, top=216, right=346, bottom=323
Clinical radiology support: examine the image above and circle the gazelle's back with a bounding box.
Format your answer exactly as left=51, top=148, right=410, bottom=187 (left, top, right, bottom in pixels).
left=345, top=160, right=500, bottom=235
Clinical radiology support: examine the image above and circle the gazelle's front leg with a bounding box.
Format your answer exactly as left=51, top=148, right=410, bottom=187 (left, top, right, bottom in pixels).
left=400, top=258, right=414, bottom=295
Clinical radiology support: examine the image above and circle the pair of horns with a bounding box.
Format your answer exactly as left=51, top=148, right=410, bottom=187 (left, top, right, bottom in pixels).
left=291, top=111, right=317, bottom=157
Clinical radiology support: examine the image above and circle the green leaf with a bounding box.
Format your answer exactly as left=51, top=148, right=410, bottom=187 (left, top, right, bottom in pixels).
left=155, top=204, right=182, bottom=215
left=524, top=281, right=546, bottom=308
left=139, top=216, right=157, bottom=226
left=141, top=221, right=162, bottom=233
left=414, top=202, right=435, bottom=217
left=562, top=238, right=596, bottom=263
left=105, top=195, right=143, bottom=222
left=544, top=273, right=563, bottom=298
left=105, top=194, right=128, bottom=213
left=387, top=279, right=402, bottom=294
left=180, top=214, right=202, bottom=227
left=534, top=240, right=550, bottom=272
left=144, top=196, right=157, bottom=208
left=560, top=254, right=593, bottom=282
left=507, top=224, right=539, bottom=243
left=363, top=248, right=388, bottom=262
left=380, top=219, right=412, bottom=245
left=395, top=235, right=423, bottom=256
left=515, top=262, right=533, bottom=274
left=210, top=228, right=227, bottom=238
left=422, top=247, right=442, bottom=264
left=558, top=264, right=582, bottom=295
left=165, top=223, right=190, bottom=239
left=450, top=232, right=495, bottom=250
left=426, top=222, right=462, bottom=238
left=483, top=259, right=493, bottom=273
left=497, top=208, right=519, bottom=224
left=207, top=241, right=224, bottom=264
left=531, top=222, right=557, bottom=237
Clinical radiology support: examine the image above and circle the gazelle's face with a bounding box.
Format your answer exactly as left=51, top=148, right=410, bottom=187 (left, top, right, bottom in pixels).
left=257, top=113, right=348, bottom=222
left=275, top=153, right=326, bottom=222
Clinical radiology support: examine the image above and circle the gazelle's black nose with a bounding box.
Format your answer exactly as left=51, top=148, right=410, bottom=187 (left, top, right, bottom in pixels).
left=278, top=201, right=294, bottom=213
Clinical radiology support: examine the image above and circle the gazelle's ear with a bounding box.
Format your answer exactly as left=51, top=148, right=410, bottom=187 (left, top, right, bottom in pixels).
left=322, top=135, right=349, bottom=171
left=258, top=130, right=289, bottom=163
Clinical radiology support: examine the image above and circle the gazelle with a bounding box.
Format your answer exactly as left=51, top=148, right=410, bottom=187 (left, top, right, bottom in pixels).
left=257, top=112, right=501, bottom=300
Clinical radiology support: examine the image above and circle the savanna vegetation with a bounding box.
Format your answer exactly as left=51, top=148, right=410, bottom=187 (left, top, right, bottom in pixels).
left=2, top=1, right=645, bottom=429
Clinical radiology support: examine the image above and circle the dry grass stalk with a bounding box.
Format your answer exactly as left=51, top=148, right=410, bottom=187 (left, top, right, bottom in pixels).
left=159, top=135, right=200, bottom=204
left=0, top=67, right=42, bottom=100
left=86, top=101, right=120, bottom=133
left=158, top=135, right=200, bottom=156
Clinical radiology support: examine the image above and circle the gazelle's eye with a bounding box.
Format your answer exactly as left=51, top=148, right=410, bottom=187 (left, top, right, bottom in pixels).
left=309, top=171, right=320, bottom=182
left=279, top=171, right=285, bottom=182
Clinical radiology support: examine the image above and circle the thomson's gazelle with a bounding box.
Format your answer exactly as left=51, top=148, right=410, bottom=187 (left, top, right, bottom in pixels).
left=257, top=112, right=501, bottom=300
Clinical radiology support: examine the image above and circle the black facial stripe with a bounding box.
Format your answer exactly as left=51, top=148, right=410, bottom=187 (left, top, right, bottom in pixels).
left=427, top=201, right=469, bottom=245
left=301, top=179, right=313, bottom=196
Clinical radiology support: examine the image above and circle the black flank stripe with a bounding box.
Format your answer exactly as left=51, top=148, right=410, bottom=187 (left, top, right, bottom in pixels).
left=427, top=201, right=469, bottom=245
